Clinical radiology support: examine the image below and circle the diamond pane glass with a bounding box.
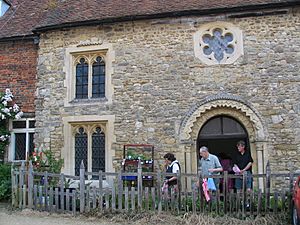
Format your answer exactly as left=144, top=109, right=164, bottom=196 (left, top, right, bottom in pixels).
left=29, top=133, right=34, bottom=156
left=92, top=127, right=105, bottom=175
left=75, top=128, right=88, bottom=176
left=15, top=133, right=26, bottom=160
left=75, top=58, right=88, bottom=99
left=92, top=57, right=105, bottom=98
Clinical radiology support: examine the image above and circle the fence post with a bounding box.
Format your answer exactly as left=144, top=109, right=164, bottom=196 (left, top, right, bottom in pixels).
left=60, top=173, right=65, bottom=211
left=157, top=168, right=162, bottom=212
left=11, top=163, right=15, bottom=207
left=265, top=161, right=271, bottom=211
left=79, top=160, right=85, bottom=213
left=137, top=159, right=143, bottom=211
left=98, top=170, right=103, bottom=212
left=177, top=169, right=181, bottom=212
left=223, top=171, right=228, bottom=214
left=289, top=169, right=294, bottom=213
left=242, top=171, right=247, bottom=219
left=28, top=161, right=33, bottom=209
left=19, top=161, right=25, bottom=209
left=44, top=171, right=48, bottom=211
left=118, top=170, right=123, bottom=210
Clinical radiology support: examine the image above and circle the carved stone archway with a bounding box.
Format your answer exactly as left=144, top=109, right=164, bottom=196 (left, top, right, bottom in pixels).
left=178, top=94, right=268, bottom=189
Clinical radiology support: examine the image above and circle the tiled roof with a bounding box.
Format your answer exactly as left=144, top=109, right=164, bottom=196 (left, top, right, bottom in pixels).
left=0, top=0, right=47, bottom=39
left=0, top=0, right=299, bottom=39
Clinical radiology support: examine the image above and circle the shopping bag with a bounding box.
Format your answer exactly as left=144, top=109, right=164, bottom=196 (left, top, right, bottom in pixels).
left=202, top=178, right=210, bottom=202
left=207, top=178, right=216, bottom=191
left=233, top=164, right=241, bottom=174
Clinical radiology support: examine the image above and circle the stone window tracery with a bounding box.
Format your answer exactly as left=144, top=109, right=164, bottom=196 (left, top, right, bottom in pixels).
left=65, top=44, right=114, bottom=106
left=74, top=54, right=106, bottom=100
left=194, top=22, right=243, bottom=65
left=73, top=124, right=105, bottom=176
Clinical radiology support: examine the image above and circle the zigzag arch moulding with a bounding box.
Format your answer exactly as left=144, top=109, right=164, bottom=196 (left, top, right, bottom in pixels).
left=179, top=94, right=267, bottom=142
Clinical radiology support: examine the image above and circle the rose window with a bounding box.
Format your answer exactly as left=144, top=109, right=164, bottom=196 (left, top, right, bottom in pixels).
left=194, top=22, right=243, bottom=65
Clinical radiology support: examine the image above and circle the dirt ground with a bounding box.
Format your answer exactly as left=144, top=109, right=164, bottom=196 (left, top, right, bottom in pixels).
left=0, top=203, right=122, bottom=225
left=0, top=202, right=290, bottom=225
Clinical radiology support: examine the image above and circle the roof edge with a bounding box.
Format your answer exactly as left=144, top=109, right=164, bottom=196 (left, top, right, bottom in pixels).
left=33, top=1, right=300, bottom=33
left=0, top=34, right=39, bottom=43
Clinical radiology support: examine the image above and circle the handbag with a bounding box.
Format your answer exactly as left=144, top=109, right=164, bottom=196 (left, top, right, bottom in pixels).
left=207, top=178, right=216, bottom=191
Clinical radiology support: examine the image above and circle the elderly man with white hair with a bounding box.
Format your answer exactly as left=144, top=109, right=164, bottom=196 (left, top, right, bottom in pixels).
left=197, top=146, right=223, bottom=189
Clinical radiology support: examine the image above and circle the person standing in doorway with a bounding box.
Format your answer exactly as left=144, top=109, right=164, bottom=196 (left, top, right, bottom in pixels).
left=233, top=140, right=254, bottom=191
left=197, top=146, right=223, bottom=189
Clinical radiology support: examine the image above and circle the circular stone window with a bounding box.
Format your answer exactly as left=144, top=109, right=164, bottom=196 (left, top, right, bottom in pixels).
left=194, top=22, right=243, bottom=65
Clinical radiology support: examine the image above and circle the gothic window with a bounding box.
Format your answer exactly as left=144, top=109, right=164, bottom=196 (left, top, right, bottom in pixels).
left=9, top=118, right=35, bottom=161
left=74, top=125, right=105, bottom=176
left=74, top=54, right=106, bottom=100
left=92, top=56, right=105, bottom=98
left=65, top=45, right=114, bottom=106
left=75, top=127, right=88, bottom=176
left=194, top=22, right=243, bottom=65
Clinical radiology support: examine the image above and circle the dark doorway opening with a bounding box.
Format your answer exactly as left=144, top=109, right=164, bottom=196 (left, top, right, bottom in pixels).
left=197, top=116, right=249, bottom=163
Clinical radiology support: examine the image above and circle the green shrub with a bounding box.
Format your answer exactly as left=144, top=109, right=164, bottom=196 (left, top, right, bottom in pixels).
left=0, top=164, right=11, bottom=201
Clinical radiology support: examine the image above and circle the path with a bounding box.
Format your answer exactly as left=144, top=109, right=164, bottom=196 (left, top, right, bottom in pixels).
left=0, top=203, right=122, bottom=225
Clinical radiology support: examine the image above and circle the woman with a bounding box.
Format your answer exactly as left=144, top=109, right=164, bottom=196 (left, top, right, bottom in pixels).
left=163, top=153, right=180, bottom=194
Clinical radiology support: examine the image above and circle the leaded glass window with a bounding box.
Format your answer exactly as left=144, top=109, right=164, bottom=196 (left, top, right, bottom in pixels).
left=73, top=124, right=106, bottom=176
left=92, top=127, right=105, bottom=173
left=15, top=133, right=26, bottom=160
left=92, top=56, right=105, bottom=98
left=202, top=29, right=234, bottom=62
left=75, top=127, right=88, bottom=176
left=74, top=54, right=106, bottom=100
left=194, top=22, right=243, bottom=65
left=75, top=58, right=88, bottom=99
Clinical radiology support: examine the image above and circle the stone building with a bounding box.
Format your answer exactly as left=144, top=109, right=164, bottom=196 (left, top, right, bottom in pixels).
left=1, top=1, right=300, bottom=187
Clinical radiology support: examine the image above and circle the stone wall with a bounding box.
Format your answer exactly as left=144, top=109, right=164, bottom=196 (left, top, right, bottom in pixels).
left=35, top=8, right=300, bottom=173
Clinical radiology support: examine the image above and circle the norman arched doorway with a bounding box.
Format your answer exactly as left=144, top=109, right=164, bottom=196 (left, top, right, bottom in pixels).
left=197, top=116, right=250, bottom=163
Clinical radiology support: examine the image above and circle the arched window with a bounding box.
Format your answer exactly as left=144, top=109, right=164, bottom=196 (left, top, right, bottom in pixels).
left=75, top=58, right=88, bottom=99
left=92, top=56, right=105, bottom=98
left=74, top=125, right=106, bottom=176
left=74, top=54, right=106, bottom=100
left=92, top=127, right=105, bottom=173
left=75, top=127, right=88, bottom=176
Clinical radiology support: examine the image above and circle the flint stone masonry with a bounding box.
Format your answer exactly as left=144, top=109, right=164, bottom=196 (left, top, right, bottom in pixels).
left=35, top=9, right=300, bottom=174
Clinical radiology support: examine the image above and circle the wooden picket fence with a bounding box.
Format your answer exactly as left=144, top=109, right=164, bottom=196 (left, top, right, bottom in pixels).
left=11, top=160, right=300, bottom=218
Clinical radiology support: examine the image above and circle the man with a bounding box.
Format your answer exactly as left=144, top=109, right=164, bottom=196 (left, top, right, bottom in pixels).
left=198, top=146, right=223, bottom=188
left=233, top=140, right=254, bottom=191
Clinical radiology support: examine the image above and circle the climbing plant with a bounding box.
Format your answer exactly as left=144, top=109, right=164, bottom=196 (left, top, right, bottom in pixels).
left=0, top=89, right=23, bottom=163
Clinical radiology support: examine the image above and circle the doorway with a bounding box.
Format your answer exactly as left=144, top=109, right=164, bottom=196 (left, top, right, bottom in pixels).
left=197, top=116, right=249, bottom=163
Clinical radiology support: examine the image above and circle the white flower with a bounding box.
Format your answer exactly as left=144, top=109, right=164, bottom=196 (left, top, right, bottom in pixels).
left=2, top=101, right=7, bottom=106
left=13, top=104, right=19, bottom=112
left=1, top=114, right=5, bottom=120
left=3, top=96, right=12, bottom=102
left=15, top=111, right=23, bottom=120
left=1, top=108, right=10, bottom=114
left=5, top=89, right=13, bottom=97
left=0, top=135, right=7, bottom=141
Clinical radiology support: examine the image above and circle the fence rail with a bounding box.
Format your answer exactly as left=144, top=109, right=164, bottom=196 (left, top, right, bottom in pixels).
left=11, top=160, right=300, bottom=218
